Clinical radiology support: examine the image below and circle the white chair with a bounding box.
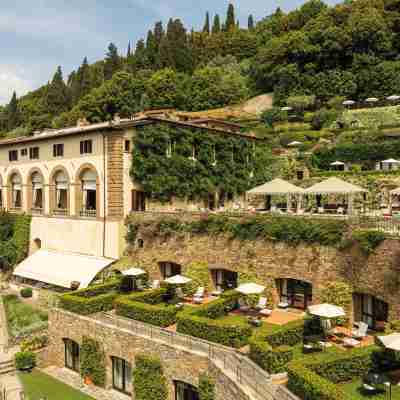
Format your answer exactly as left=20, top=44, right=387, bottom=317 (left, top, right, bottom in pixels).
left=152, top=280, right=160, bottom=289
left=318, top=207, right=324, bottom=214
left=255, top=297, right=267, bottom=311
left=193, top=287, right=205, bottom=304
left=343, top=338, right=360, bottom=348
left=238, top=298, right=250, bottom=313
left=352, top=321, right=368, bottom=340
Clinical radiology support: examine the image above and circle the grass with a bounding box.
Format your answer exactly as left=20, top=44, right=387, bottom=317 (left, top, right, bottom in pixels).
left=3, top=294, right=48, bottom=338
left=341, top=378, right=400, bottom=399
left=19, top=370, right=95, bottom=400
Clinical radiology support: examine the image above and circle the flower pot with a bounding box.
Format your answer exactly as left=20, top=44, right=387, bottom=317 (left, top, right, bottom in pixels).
left=375, top=320, right=386, bottom=331
left=84, top=376, right=93, bottom=385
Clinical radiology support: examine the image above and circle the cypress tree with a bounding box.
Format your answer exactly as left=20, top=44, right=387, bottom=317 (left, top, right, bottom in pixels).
left=146, top=30, right=158, bottom=66
left=78, top=57, right=91, bottom=99
left=127, top=41, right=132, bottom=57
left=7, top=91, right=20, bottom=131
left=104, top=42, right=121, bottom=80
left=203, top=12, right=210, bottom=34
left=248, top=15, right=255, bottom=30
left=45, top=66, right=70, bottom=116
left=212, top=14, right=221, bottom=34
left=225, top=3, right=236, bottom=31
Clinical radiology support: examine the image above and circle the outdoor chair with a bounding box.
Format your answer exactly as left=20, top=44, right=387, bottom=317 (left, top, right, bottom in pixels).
left=193, top=287, right=205, bottom=304
left=152, top=280, right=160, bottom=289
left=255, top=297, right=267, bottom=311
left=352, top=321, right=368, bottom=340
left=343, top=337, right=361, bottom=348
left=238, top=298, right=251, bottom=313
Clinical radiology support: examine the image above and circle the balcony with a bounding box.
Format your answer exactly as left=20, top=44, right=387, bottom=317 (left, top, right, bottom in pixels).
left=52, top=208, right=68, bottom=217
left=9, top=207, right=22, bottom=214
left=79, top=209, right=97, bottom=218
left=31, top=207, right=43, bottom=216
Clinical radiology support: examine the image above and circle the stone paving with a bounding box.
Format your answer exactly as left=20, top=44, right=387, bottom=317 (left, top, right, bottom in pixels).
left=43, top=366, right=130, bottom=400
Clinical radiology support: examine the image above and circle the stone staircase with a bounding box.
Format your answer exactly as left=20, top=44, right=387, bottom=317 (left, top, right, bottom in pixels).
left=0, top=358, right=15, bottom=376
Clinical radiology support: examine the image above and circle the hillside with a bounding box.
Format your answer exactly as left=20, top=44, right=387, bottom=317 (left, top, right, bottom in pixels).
left=2, top=0, right=400, bottom=137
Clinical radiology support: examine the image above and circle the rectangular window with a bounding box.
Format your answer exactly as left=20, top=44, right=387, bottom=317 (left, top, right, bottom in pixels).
left=80, top=140, right=93, bottom=154
left=29, top=147, right=40, bottom=160
left=112, top=357, right=132, bottom=394
left=53, top=143, right=64, bottom=157
left=124, top=140, right=131, bottom=152
left=21, top=148, right=27, bottom=157
left=131, top=190, right=146, bottom=212
left=9, top=150, right=18, bottom=162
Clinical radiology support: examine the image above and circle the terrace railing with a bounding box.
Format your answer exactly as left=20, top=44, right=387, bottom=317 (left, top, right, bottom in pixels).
left=94, top=311, right=298, bottom=400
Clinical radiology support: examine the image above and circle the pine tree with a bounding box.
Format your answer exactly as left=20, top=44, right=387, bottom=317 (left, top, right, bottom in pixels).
left=131, top=39, right=149, bottom=71
left=45, top=66, right=70, bottom=116
left=7, top=91, right=20, bottom=131
left=225, top=3, right=235, bottom=31
left=127, top=41, right=132, bottom=58
left=212, top=14, right=221, bottom=34
left=248, top=14, right=255, bottom=30
left=203, top=12, right=210, bottom=34
left=78, top=57, right=91, bottom=98
left=146, top=30, right=158, bottom=66
left=104, top=43, right=121, bottom=80
left=154, top=21, right=164, bottom=49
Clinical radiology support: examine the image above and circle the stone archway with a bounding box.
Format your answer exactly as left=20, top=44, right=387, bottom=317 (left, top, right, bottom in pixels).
left=27, top=168, right=45, bottom=214
left=7, top=170, right=23, bottom=211
left=49, top=166, right=70, bottom=216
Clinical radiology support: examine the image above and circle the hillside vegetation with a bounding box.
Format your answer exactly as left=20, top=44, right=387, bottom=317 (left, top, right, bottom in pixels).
left=2, top=0, right=400, bottom=137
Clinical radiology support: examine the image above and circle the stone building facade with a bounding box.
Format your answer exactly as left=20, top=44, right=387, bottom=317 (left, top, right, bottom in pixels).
left=45, top=309, right=273, bottom=400
left=127, top=217, right=400, bottom=328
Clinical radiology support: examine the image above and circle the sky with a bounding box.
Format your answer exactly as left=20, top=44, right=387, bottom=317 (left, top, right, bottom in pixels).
left=0, top=0, right=339, bottom=105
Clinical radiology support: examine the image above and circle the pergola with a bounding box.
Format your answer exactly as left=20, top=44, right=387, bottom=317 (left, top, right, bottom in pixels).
left=304, top=177, right=367, bottom=215
left=246, top=178, right=305, bottom=212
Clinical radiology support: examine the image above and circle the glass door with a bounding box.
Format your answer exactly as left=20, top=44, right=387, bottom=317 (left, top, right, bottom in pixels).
left=175, top=381, right=199, bottom=400
left=64, top=340, right=80, bottom=372
left=361, top=294, right=373, bottom=328
left=112, top=357, right=132, bottom=394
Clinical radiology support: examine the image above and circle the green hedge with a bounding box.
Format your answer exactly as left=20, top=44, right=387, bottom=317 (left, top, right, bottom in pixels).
left=80, top=337, right=106, bottom=387
left=287, top=346, right=382, bottom=400
left=198, top=373, right=215, bottom=400
left=249, top=339, right=293, bottom=373
left=114, top=288, right=177, bottom=328
left=133, top=355, right=168, bottom=400
left=176, top=291, right=251, bottom=348
left=58, top=280, right=120, bottom=315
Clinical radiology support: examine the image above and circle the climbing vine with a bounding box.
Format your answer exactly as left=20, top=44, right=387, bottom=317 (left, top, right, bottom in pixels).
left=198, top=373, right=215, bottom=400
left=80, top=337, right=106, bottom=387
left=130, top=123, right=278, bottom=202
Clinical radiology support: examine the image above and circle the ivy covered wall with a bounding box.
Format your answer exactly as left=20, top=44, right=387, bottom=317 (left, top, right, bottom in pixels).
left=130, top=123, right=278, bottom=202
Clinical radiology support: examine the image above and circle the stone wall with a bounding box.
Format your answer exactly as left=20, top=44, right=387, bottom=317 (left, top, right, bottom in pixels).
left=127, top=225, right=400, bottom=321
left=47, top=309, right=257, bottom=400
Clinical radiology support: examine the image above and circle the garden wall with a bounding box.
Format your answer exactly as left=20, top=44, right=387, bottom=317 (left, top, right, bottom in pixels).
left=127, top=215, right=400, bottom=321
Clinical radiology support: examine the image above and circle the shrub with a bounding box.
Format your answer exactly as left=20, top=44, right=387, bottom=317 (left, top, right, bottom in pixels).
left=20, top=288, right=33, bottom=298
left=58, top=280, right=121, bottom=315
left=20, top=335, right=48, bottom=352
left=183, top=262, right=213, bottom=296
left=287, top=95, right=316, bottom=113
left=249, top=339, right=293, bottom=373
left=319, top=282, right=352, bottom=325
left=80, top=337, right=106, bottom=387
left=133, top=355, right=168, bottom=400
left=261, top=107, right=288, bottom=127
left=15, top=351, right=36, bottom=370
left=311, top=109, right=340, bottom=130
left=351, top=229, right=386, bottom=255
left=199, top=373, right=215, bottom=400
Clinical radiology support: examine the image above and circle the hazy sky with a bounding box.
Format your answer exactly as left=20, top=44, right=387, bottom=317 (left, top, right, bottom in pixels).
left=0, top=0, right=339, bottom=105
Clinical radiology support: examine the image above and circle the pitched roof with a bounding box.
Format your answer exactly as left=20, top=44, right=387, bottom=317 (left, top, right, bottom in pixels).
left=246, top=178, right=304, bottom=195
left=305, top=177, right=367, bottom=194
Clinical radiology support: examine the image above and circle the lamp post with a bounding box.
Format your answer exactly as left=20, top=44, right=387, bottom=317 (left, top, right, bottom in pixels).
left=384, top=381, right=392, bottom=400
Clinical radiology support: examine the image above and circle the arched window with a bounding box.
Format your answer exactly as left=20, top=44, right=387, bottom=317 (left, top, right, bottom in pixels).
left=31, top=172, right=44, bottom=211
left=80, top=169, right=97, bottom=217
left=10, top=173, right=22, bottom=209
left=54, top=171, right=68, bottom=213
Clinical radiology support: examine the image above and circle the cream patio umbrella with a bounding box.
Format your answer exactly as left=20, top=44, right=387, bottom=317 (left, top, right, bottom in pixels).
left=246, top=178, right=305, bottom=213
left=121, top=267, right=146, bottom=276
left=305, top=177, right=367, bottom=215
left=308, top=303, right=346, bottom=339
left=378, top=333, right=400, bottom=351
left=236, top=283, right=266, bottom=295
left=164, top=275, right=192, bottom=285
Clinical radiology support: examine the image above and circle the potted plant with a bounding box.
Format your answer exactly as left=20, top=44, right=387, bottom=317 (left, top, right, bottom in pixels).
left=15, top=351, right=36, bottom=372
left=84, top=375, right=93, bottom=385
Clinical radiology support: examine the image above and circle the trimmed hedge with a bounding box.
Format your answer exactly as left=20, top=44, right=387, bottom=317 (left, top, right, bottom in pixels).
left=287, top=346, right=382, bottom=400
left=177, top=290, right=251, bottom=348
left=133, top=355, right=168, bottom=400
left=58, top=280, right=120, bottom=315
left=249, top=339, right=293, bottom=373
left=114, top=288, right=177, bottom=327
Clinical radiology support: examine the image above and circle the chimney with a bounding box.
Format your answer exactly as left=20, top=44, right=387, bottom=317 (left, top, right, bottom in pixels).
left=77, top=117, right=90, bottom=127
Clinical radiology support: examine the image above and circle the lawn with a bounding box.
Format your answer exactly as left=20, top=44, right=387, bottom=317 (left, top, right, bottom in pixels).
left=19, top=370, right=95, bottom=400
left=341, top=378, right=400, bottom=399
left=3, top=294, right=48, bottom=338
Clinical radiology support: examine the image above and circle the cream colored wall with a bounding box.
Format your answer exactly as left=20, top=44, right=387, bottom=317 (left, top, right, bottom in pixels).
left=30, top=216, right=122, bottom=259
left=0, top=132, right=106, bottom=217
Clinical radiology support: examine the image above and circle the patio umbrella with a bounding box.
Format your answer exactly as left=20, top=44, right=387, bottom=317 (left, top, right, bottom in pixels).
left=121, top=267, right=146, bottom=277
left=164, top=275, right=192, bottom=285
left=236, top=283, right=265, bottom=295
left=281, top=106, right=293, bottom=111
left=330, top=161, right=345, bottom=166
left=342, top=100, right=355, bottom=106
left=308, top=304, right=345, bottom=319
left=387, top=95, right=400, bottom=101
left=287, top=141, right=303, bottom=147
left=378, top=333, right=400, bottom=351
left=365, top=97, right=379, bottom=103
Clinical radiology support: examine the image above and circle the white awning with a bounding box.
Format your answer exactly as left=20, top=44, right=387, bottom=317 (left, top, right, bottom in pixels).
left=13, top=249, right=115, bottom=289
left=378, top=333, right=400, bottom=351
left=382, top=159, right=400, bottom=164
